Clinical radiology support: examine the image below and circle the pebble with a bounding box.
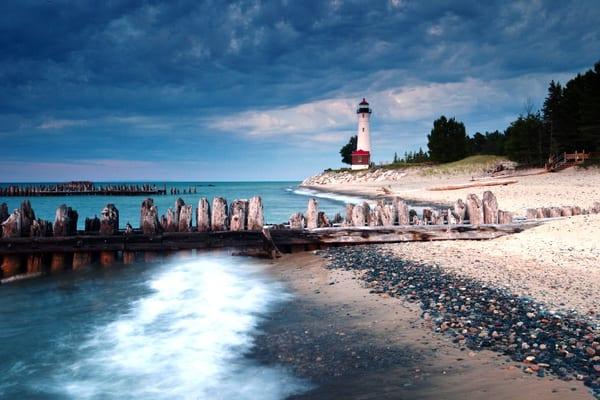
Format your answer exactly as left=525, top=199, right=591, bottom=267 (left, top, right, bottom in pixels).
left=319, top=246, right=600, bottom=398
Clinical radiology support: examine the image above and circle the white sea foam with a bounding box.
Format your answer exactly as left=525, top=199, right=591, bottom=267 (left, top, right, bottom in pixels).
left=291, top=187, right=371, bottom=205
left=58, top=256, right=309, bottom=400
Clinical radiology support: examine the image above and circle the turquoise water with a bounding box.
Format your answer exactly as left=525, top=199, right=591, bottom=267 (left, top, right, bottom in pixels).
left=0, top=181, right=364, bottom=229
left=0, top=181, right=366, bottom=399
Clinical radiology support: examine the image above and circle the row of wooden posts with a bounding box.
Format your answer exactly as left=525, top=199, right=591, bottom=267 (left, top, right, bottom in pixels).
left=291, top=190, right=513, bottom=229
left=2, top=190, right=595, bottom=283
left=525, top=202, right=600, bottom=219
left=0, top=196, right=267, bottom=281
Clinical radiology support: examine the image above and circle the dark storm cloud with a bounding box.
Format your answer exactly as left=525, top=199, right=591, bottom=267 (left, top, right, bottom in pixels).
left=0, top=0, right=599, bottom=179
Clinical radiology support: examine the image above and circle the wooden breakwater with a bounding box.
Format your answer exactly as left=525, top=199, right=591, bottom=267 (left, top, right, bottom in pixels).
left=2, top=189, right=586, bottom=284
left=0, top=181, right=198, bottom=197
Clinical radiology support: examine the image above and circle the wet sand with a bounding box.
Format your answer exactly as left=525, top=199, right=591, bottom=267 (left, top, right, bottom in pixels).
left=257, top=252, right=593, bottom=399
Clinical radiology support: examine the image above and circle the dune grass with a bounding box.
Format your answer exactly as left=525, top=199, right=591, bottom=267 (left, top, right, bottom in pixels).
left=420, top=155, right=509, bottom=176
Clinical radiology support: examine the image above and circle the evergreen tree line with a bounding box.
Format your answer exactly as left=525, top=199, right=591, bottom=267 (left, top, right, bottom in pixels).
left=425, top=61, right=600, bottom=165
left=340, top=61, right=599, bottom=166
left=392, top=148, right=430, bottom=164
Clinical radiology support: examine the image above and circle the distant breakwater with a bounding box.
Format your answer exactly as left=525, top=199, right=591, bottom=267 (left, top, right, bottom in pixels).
left=0, top=181, right=199, bottom=197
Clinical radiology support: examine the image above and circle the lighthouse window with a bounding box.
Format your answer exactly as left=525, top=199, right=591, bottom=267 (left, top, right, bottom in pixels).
left=362, top=128, right=364, bottom=132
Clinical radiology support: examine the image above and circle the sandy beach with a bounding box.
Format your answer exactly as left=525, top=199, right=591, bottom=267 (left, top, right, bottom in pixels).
left=302, top=166, right=600, bottom=217
left=301, top=166, right=600, bottom=318
left=260, top=252, right=593, bottom=399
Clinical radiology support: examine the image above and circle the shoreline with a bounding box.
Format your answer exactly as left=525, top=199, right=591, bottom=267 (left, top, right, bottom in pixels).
left=257, top=251, right=595, bottom=399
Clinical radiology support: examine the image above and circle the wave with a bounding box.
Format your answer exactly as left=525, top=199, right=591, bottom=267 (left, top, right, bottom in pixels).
left=56, top=256, right=310, bottom=400
left=290, top=187, right=370, bottom=205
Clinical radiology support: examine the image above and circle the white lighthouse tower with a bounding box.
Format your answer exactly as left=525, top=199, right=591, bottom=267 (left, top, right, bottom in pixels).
left=351, top=98, right=372, bottom=170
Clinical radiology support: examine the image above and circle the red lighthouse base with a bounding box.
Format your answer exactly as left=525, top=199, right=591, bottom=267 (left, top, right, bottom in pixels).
left=351, top=150, right=370, bottom=170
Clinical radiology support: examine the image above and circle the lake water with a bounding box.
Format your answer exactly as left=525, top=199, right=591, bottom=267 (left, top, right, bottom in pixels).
left=0, top=181, right=368, bottom=229
left=0, top=181, right=366, bottom=399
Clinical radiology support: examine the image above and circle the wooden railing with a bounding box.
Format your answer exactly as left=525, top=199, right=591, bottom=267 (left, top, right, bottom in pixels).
left=545, top=151, right=591, bottom=171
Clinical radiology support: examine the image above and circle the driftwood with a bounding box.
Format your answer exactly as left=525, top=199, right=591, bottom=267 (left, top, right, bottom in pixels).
left=211, top=197, right=228, bottom=231
left=230, top=200, right=248, bottom=232
left=247, top=196, right=264, bottom=230
left=482, top=191, right=499, bottom=224
left=428, top=179, right=517, bottom=191
left=465, top=194, right=484, bottom=225
left=197, top=198, right=211, bottom=232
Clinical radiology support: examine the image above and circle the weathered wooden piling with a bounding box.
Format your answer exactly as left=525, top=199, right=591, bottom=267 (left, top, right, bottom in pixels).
left=197, top=198, right=211, bottom=232
left=422, top=208, right=432, bottom=225
left=141, top=198, right=161, bottom=235
left=447, top=208, right=458, bottom=225
left=498, top=210, right=513, bottom=224
left=289, top=212, right=305, bottom=229
left=317, top=211, right=330, bottom=228
left=1, top=209, right=23, bottom=278
left=211, top=197, right=228, bottom=231
left=247, top=196, right=264, bottom=231
left=178, top=204, right=193, bottom=232
left=351, top=203, right=367, bottom=226
left=140, top=199, right=161, bottom=262
left=482, top=191, right=499, bottom=224
left=19, top=200, right=36, bottom=237
left=99, top=204, right=119, bottom=267
left=27, top=218, right=52, bottom=274
left=51, top=205, right=78, bottom=273
left=306, top=198, right=319, bottom=230
left=230, top=200, right=248, bottom=231
left=344, top=204, right=354, bottom=226
left=465, top=194, right=484, bottom=225
left=396, top=198, right=409, bottom=225
left=454, top=199, right=467, bottom=223
left=77, top=214, right=98, bottom=269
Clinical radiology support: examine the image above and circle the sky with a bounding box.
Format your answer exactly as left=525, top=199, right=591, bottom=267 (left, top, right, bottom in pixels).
left=1, top=0, right=599, bottom=181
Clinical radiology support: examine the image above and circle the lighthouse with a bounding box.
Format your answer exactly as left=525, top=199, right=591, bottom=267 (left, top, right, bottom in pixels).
left=351, top=98, right=372, bottom=170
